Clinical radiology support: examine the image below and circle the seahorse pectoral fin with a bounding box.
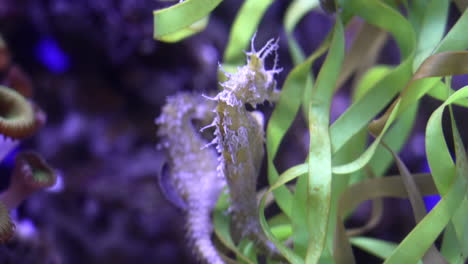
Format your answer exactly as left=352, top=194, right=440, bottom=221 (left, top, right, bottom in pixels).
left=157, top=162, right=188, bottom=210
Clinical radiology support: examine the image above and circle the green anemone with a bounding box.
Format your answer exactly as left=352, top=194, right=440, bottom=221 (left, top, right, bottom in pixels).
left=15, top=151, right=57, bottom=190
left=0, top=85, right=36, bottom=139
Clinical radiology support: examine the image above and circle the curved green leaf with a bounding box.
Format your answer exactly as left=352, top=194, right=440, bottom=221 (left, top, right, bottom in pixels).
left=153, top=0, right=222, bottom=42
left=334, top=173, right=437, bottom=263
left=331, top=0, right=416, bottom=156
left=266, top=38, right=330, bottom=218
left=385, top=86, right=468, bottom=263
left=223, top=0, right=274, bottom=66
left=303, top=17, right=344, bottom=263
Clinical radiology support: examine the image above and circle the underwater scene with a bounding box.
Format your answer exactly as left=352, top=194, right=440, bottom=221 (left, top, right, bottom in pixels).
left=1, top=0, right=468, bottom=263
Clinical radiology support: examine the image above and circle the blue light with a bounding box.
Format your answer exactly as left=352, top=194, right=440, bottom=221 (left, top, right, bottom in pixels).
left=423, top=194, right=441, bottom=212
left=1, top=146, right=18, bottom=169
left=35, top=37, right=70, bottom=74
left=421, top=158, right=441, bottom=212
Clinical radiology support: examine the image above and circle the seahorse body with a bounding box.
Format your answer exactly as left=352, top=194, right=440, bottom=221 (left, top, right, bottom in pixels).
left=212, top=39, right=282, bottom=255
left=156, top=93, right=226, bottom=264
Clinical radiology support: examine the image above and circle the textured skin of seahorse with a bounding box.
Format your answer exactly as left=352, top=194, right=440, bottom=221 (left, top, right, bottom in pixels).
left=156, top=93, right=226, bottom=264
left=211, top=38, right=282, bottom=256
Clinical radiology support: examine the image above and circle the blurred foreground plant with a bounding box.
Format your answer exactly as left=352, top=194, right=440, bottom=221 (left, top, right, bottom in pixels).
left=155, top=0, right=468, bottom=263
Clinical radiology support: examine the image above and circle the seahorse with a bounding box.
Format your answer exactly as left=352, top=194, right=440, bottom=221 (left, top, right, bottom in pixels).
left=206, top=38, right=282, bottom=256
left=156, top=93, right=226, bottom=264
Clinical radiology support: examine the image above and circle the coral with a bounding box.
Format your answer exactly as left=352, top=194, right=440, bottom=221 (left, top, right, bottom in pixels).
left=0, top=39, right=55, bottom=245
left=0, top=151, right=57, bottom=211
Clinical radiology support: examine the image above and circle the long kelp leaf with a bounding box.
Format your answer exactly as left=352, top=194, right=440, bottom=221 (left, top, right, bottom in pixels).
left=322, top=0, right=418, bottom=176
left=284, top=0, right=318, bottom=35
left=427, top=82, right=468, bottom=108
left=412, top=0, right=449, bottom=71
left=405, top=0, right=425, bottom=33
left=350, top=237, right=423, bottom=264
left=370, top=103, right=418, bottom=177
left=384, top=141, right=466, bottom=262
left=238, top=239, right=258, bottom=264
left=345, top=66, right=391, bottom=183
left=336, top=21, right=387, bottom=89
left=413, top=52, right=468, bottom=79
left=350, top=237, right=398, bottom=261
left=435, top=8, right=468, bottom=53
left=213, top=209, right=256, bottom=264
left=370, top=8, right=468, bottom=134
left=334, top=173, right=437, bottom=263
left=153, top=0, right=222, bottom=42
left=345, top=198, right=383, bottom=237
left=353, top=66, right=417, bottom=179
left=448, top=112, right=468, bottom=260
left=284, top=103, right=417, bottom=178
left=327, top=64, right=392, bottom=261
left=333, top=6, right=468, bottom=163
left=283, top=0, right=319, bottom=121
left=284, top=0, right=319, bottom=64
left=453, top=0, right=468, bottom=11
left=384, top=146, right=427, bottom=221
left=384, top=86, right=468, bottom=263
left=426, top=85, right=466, bottom=260
left=213, top=191, right=257, bottom=264
left=369, top=51, right=468, bottom=141
left=330, top=0, right=416, bottom=156
left=425, top=86, right=463, bottom=194
left=353, top=66, right=393, bottom=101
left=266, top=39, right=329, bottom=217
left=441, top=222, right=464, bottom=263
left=291, top=59, right=413, bottom=177
left=259, top=169, right=306, bottom=264
left=155, top=16, right=209, bottom=43
left=303, top=17, right=344, bottom=263
left=331, top=100, right=401, bottom=175
left=383, top=143, right=447, bottom=263
left=223, top=0, right=274, bottom=66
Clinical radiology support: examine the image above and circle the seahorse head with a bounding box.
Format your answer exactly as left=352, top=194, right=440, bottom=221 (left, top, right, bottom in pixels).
left=219, top=38, right=282, bottom=108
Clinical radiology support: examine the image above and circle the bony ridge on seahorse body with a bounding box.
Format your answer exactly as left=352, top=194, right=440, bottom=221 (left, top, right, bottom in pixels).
left=205, top=37, right=282, bottom=256
left=156, top=93, right=226, bottom=264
